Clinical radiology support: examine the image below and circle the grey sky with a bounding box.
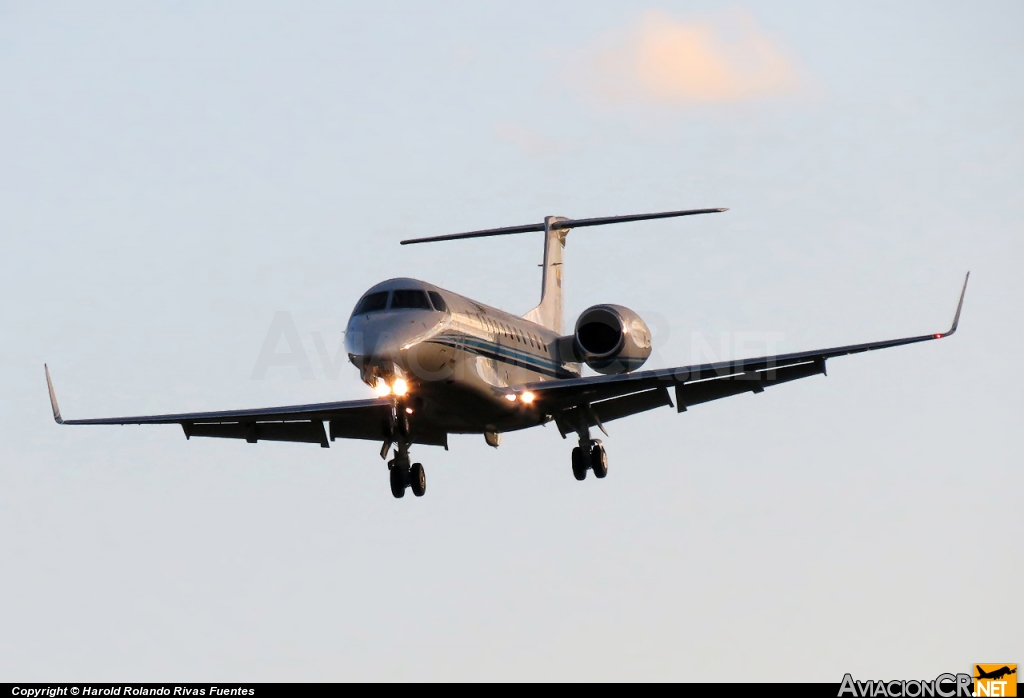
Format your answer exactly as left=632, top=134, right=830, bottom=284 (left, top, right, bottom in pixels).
left=1, top=0, right=1020, bottom=681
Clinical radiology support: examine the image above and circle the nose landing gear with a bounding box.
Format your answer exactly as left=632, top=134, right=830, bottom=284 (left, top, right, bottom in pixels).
left=387, top=441, right=426, bottom=499
left=386, top=399, right=427, bottom=499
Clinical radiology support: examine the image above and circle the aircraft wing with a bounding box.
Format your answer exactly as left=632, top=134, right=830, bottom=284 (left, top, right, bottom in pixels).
left=522, top=273, right=969, bottom=436
left=44, top=367, right=447, bottom=449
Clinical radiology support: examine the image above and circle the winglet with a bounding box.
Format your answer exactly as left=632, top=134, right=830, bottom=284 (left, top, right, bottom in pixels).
left=44, top=364, right=64, bottom=424
left=941, top=272, right=970, bottom=337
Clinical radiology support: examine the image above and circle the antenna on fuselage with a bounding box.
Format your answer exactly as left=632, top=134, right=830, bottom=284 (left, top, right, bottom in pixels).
left=398, top=207, right=728, bottom=245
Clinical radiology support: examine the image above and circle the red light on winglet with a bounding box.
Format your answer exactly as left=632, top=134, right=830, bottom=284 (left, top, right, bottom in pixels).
left=934, top=334, right=942, bottom=339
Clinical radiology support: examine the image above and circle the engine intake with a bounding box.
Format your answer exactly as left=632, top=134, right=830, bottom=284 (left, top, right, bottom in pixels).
left=573, top=304, right=652, bottom=374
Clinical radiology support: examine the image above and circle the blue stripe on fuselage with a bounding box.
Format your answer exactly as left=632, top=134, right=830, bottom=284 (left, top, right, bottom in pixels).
left=428, top=332, right=577, bottom=379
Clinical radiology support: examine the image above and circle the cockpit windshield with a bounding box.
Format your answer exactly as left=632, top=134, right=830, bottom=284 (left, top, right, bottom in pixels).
left=390, top=289, right=432, bottom=310
left=354, top=291, right=389, bottom=314
left=428, top=291, right=448, bottom=313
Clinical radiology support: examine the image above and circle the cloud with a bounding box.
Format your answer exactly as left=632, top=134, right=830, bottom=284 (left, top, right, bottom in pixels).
left=578, top=10, right=801, bottom=106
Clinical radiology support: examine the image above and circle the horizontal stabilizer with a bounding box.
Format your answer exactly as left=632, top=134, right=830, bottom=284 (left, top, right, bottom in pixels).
left=400, top=207, right=727, bottom=245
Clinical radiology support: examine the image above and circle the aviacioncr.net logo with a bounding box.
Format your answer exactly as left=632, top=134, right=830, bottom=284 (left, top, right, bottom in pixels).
left=839, top=673, right=973, bottom=697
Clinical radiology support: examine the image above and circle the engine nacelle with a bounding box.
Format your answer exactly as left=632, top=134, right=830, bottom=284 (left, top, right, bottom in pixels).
left=573, top=304, right=652, bottom=374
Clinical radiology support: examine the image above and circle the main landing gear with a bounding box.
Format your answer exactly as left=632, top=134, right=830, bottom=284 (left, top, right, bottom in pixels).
left=388, top=442, right=426, bottom=499
left=569, top=407, right=609, bottom=481
left=571, top=439, right=608, bottom=481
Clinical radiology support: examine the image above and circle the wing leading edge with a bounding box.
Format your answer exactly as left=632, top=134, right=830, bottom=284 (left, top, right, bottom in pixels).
left=43, top=367, right=449, bottom=449
left=520, top=273, right=969, bottom=435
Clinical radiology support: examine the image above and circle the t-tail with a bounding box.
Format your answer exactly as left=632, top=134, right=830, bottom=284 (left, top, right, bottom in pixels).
left=400, top=207, right=728, bottom=335
left=522, top=216, right=568, bottom=333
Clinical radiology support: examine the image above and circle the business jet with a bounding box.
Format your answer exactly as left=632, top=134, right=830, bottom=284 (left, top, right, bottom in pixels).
left=45, top=208, right=969, bottom=499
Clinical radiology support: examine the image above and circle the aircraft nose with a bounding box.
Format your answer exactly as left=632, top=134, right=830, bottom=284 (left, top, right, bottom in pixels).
left=345, top=315, right=427, bottom=365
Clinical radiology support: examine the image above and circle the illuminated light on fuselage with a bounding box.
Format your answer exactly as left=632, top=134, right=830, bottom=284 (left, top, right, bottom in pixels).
left=521, top=391, right=536, bottom=404
left=405, top=407, right=414, bottom=414
left=392, top=378, right=409, bottom=397
left=504, top=393, right=518, bottom=402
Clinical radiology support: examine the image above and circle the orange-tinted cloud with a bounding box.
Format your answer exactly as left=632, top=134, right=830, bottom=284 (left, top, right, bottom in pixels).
left=580, top=10, right=801, bottom=106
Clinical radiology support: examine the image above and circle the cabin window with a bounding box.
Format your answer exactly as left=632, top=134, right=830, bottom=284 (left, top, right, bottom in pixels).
left=391, top=289, right=432, bottom=310
left=428, top=291, right=448, bottom=313
left=529, top=334, right=536, bottom=348
left=354, top=291, right=389, bottom=314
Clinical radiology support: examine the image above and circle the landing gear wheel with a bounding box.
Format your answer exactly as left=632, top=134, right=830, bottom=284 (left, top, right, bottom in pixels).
left=389, top=464, right=407, bottom=499
left=590, top=442, right=608, bottom=479
left=571, top=447, right=588, bottom=481
left=410, top=463, right=426, bottom=497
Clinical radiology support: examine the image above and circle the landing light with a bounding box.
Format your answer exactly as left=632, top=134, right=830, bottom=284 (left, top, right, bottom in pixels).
left=392, top=378, right=409, bottom=397
left=505, top=393, right=517, bottom=402
left=521, top=391, right=536, bottom=404
left=373, top=381, right=391, bottom=398
left=405, top=407, right=414, bottom=414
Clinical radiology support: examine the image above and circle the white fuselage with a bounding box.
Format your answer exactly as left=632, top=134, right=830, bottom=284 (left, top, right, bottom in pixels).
left=344, top=277, right=580, bottom=435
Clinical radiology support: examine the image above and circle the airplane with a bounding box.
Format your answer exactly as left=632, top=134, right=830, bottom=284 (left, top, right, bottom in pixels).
left=45, top=207, right=970, bottom=499
left=975, top=666, right=1017, bottom=681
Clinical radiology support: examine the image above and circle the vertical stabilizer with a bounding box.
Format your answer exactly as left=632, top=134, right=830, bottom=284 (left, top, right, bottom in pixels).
left=523, top=216, right=567, bottom=334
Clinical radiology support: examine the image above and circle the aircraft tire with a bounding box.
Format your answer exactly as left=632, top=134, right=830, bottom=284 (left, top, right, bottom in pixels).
left=390, top=465, right=406, bottom=499
left=411, top=463, right=426, bottom=497
left=590, top=442, right=608, bottom=479
left=571, top=447, right=588, bottom=481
